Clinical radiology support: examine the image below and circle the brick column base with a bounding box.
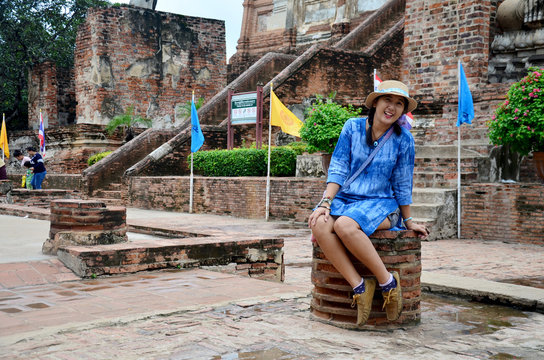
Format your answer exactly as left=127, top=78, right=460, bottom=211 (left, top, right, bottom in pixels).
left=43, top=199, right=127, bottom=255
left=311, top=230, right=421, bottom=329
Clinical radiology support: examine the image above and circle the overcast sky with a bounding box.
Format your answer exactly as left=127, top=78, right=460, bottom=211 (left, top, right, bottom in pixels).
left=115, top=0, right=244, bottom=61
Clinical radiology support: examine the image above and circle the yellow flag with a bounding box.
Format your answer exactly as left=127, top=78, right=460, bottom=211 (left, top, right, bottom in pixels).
left=270, top=89, right=303, bottom=137
left=0, top=117, right=9, bottom=158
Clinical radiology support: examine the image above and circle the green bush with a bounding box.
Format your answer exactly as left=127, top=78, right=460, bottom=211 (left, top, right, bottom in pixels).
left=300, top=93, right=362, bottom=154
left=87, top=151, right=112, bottom=166
left=190, top=146, right=298, bottom=177
left=285, top=141, right=308, bottom=155
left=192, top=148, right=266, bottom=176
left=488, top=67, right=544, bottom=156
left=270, top=146, right=297, bottom=176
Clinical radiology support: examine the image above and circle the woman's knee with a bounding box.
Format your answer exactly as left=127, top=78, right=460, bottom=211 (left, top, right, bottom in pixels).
left=312, top=215, right=331, bottom=235
left=333, top=217, right=360, bottom=239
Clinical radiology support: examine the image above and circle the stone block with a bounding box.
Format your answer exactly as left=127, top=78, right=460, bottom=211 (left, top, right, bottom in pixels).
left=296, top=154, right=326, bottom=177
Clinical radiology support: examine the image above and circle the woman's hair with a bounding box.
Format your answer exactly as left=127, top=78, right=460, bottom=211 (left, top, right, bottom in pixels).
left=365, top=97, right=405, bottom=147
left=26, top=146, right=36, bottom=152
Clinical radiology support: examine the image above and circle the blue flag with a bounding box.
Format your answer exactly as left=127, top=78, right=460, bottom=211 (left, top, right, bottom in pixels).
left=191, top=100, right=204, bottom=152
left=457, top=62, right=474, bottom=127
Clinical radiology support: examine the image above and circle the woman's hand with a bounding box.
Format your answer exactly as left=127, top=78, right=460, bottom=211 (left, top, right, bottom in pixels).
left=308, top=206, right=330, bottom=228
left=405, top=221, right=430, bottom=239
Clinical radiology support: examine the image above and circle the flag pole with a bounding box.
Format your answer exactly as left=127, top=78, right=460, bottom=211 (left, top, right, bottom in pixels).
left=190, top=91, right=194, bottom=214
left=265, top=83, right=273, bottom=221
left=457, top=60, right=461, bottom=239
left=2, top=113, right=4, bottom=161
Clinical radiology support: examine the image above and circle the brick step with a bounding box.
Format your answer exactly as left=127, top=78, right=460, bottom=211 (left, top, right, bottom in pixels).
left=415, top=145, right=487, bottom=159
left=93, top=189, right=122, bottom=199
left=57, top=235, right=284, bottom=279
left=415, top=157, right=480, bottom=170
left=413, top=171, right=477, bottom=188
left=90, top=197, right=125, bottom=206
left=105, top=182, right=123, bottom=191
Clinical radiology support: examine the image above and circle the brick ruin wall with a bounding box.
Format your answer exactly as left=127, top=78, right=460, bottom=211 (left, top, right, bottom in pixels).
left=230, top=0, right=390, bottom=78
left=28, top=62, right=76, bottom=129
left=6, top=124, right=132, bottom=175
left=74, top=6, right=226, bottom=128
left=403, top=0, right=503, bottom=146
left=462, top=183, right=544, bottom=244
left=127, top=176, right=543, bottom=245
left=127, top=176, right=325, bottom=222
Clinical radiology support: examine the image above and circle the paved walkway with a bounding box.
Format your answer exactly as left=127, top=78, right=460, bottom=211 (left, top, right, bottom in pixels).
left=1, top=209, right=544, bottom=358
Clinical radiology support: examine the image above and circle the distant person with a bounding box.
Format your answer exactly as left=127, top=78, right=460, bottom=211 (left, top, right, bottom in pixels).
left=26, top=146, right=46, bottom=189
left=13, top=149, right=31, bottom=168
left=0, top=157, right=7, bottom=180
left=23, top=161, right=33, bottom=189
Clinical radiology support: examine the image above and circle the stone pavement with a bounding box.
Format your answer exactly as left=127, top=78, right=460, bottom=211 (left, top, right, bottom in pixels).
left=1, top=209, right=544, bottom=358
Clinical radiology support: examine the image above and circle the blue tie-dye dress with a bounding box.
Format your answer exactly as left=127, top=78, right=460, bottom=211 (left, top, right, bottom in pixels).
left=327, top=117, right=415, bottom=236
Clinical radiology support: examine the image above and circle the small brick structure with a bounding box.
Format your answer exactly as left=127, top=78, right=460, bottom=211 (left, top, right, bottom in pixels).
left=311, top=230, right=421, bottom=329
left=43, top=199, right=127, bottom=255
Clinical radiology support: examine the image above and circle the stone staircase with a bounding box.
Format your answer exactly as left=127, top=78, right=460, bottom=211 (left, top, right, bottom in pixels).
left=410, top=143, right=491, bottom=239
left=411, top=188, right=457, bottom=240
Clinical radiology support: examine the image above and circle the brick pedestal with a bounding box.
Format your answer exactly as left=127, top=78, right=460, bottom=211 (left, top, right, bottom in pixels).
left=311, top=230, right=421, bottom=329
left=43, top=199, right=127, bottom=255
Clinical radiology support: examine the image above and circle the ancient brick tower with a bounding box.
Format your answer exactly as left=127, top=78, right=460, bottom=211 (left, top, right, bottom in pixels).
left=28, top=4, right=227, bottom=130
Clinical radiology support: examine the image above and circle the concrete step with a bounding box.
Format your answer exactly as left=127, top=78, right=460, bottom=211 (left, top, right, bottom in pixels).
left=410, top=203, right=442, bottom=219
left=410, top=187, right=457, bottom=240
left=412, top=188, right=455, bottom=204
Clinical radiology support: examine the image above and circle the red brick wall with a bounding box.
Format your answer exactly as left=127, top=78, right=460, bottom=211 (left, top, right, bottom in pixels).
left=74, top=6, right=226, bottom=125
left=273, top=48, right=377, bottom=109
left=404, top=0, right=495, bottom=97
left=462, top=183, right=544, bottom=244
left=128, top=176, right=326, bottom=222
left=402, top=0, right=510, bottom=153
left=28, top=62, right=75, bottom=129
left=28, top=62, right=59, bottom=129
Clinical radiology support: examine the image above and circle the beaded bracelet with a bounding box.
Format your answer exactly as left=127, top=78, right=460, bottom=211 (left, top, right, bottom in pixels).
left=317, top=197, right=332, bottom=208
left=403, top=217, right=413, bottom=223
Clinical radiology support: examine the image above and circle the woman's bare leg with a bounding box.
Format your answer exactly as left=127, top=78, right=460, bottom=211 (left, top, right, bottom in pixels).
left=333, top=216, right=390, bottom=284
left=311, top=215, right=362, bottom=288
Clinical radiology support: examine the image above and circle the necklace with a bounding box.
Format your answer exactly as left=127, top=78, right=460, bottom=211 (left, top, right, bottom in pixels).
left=372, top=128, right=384, bottom=147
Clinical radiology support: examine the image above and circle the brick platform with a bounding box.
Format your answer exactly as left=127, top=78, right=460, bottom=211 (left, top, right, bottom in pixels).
left=57, top=235, right=285, bottom=281
left=311, top=230, right=421, bottom=329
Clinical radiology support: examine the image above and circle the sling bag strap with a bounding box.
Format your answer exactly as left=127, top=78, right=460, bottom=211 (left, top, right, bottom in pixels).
left=339, top=125, right=394, bottom=191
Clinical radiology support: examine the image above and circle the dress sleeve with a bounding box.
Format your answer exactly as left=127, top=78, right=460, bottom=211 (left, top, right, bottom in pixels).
left=391, top=131, right=415, bottom=206
left=326, top=118, right=354, bottom=186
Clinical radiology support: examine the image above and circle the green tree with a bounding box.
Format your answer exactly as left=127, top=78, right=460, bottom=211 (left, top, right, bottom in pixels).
left=0, top=0, right=109, bottom=130
left=106, top=105, right=152, bottom=142
left=300, top=92, right=362, bottom=154
left=177, top=97, right=205, bottom=118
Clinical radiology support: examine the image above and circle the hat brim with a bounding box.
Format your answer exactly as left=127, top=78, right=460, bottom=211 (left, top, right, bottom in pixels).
left=365, top=91, right=417, bottom=114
